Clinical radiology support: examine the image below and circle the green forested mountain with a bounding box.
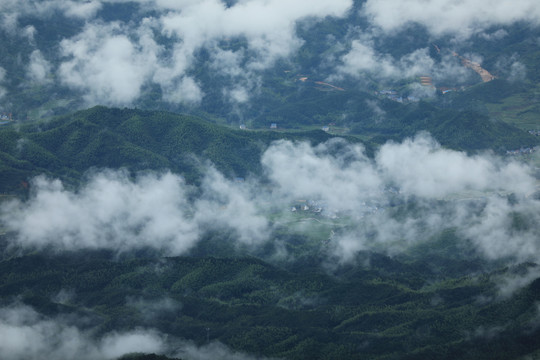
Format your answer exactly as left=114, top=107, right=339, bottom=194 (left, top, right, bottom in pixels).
left=0, top=106, right=538, bottom=360
left=0, top=106, right=338, bottom=192
left=1, top=248, right=539, bottom=360
left=0, top=1, right=539, bottom=360
left=0, top=104, right=536, bottom=194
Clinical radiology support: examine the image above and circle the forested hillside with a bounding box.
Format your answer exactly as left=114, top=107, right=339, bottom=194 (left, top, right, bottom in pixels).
left=0, top=1, right=539, bottom=360
left=0, top=106, right=338, bottom=192
left=1, top=248, right=539, bottom=360
left=0, top=105, right=536, bottom=195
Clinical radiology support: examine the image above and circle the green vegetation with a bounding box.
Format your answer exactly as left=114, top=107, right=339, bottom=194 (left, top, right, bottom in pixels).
left=0, top=245, right=538, bottom=360
left=440, top=79, right=540, bottom=131
left=0, top=104, right=537, bottom=359
left=0, top=106, right=340, bottom=192
left=0, top=4, right=539, bottom=360
left=1, top=103, right=533, bottom=196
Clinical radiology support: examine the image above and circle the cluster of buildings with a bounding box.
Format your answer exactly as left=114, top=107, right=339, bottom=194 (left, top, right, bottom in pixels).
left=505, top=146, right=538, bottom=155
left=289, top=195, right=391, bottom=220
left=0, top=113, right=13, bottom=125
left=290, top=200, right=323, bottom=214
left=0, top=113, right=12, bottom=120
left=376, top=90, right=404, bottom=102
left=240, top=123, right=331, bottom=131
left=528, top=130, right=540, bottom=136
left=376, top=90, right=426, bottom=103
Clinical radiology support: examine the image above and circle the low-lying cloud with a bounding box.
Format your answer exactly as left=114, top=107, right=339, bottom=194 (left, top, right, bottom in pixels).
left=2, top=170, right=200, bottom=254
left=0, top=304, right=166, bottom=360
left=361, top=0, right=540, bottom=38
left=0, top=66, right=6, bottom=100
left=334, top=35, right=477, bottom=86
left=2, top=134, right=538, bottom=268
left=176, top=340, right=277, bottom=360
left=0, top=303, right=270, bottom=360
left=27, top=50, right=52, bottom=84
left=58, top=21, right=162, bottom=106
left=376, top=135, right=534, bottom=198
left=2, top=0, right=539, bottom=106
left=1, top=167, right=268, bottom=254
left=0, top=0, right=102, bottom=27
left=1, top=0, right=353, bottom=106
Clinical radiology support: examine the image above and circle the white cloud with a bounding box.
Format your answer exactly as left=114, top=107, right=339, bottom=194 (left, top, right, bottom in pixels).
left=494, top=54, right=528, bottom=82
left=194, top=167, right=269, bottom=246
left=508, top=61, right=527, bottom=82
left=260, top=135, right=539, bottom=264
left=1, top=0, right=539, bottom=105
left=0, top=67, right=6, bottom=99
left=261, top=138, right=381, bottom=212
left=460, top=196, right=540, bottom=263
left=0, top=12, right=19, bottom=34
left=362, top=0, right=540, bottom=38
left=1, top=170, right=200, bottom=254
left=210, top=47, right=261, bottom=104
left=62, top=0, right=102, bottom=19
left=1, top=135, right=538, bottom=269
left=0, top=0, right=102, bottom=26
left=495, top=266, right=540, bottom=298
left=174, top=340, right=275, bottom=360
left=100, top=331, right=165, bottom=360
left=365, top=99, right=386, bottom=123
left=337, top=36, right=399, bottom=78
left=0, top=303, right=272, bottom=360
left=153, top=0, right=352, bottom=103
left=262, top=134, right=535, bottom=205
left=127, top=297, right=182, bottom=321
left=27, top=50, right=52, bottom=84
left=22, top=25, right=37, bottom=42
left=58, top=22, right=161, bottom=106
left=0, top=304, right=166, bottom=360
left=49, top=0, right=352, bottom=105
left=335, top=35, right=476, bottom=85
left=479, top=29, right=509, bottom=41
left=161, top=76, right=204, bottom=105
left=1, top=167, right=272, bottom=254
left=376, top=134, right=535, bottom=198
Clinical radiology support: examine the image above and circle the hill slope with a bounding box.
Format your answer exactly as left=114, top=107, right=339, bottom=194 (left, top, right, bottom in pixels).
left=0, top=250, right=539, bottom=360
left=0, top=106, right=337, bottom=192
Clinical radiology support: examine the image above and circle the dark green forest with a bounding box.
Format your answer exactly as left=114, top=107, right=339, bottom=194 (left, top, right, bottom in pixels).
left=1, top=246, right=539, bottom=360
